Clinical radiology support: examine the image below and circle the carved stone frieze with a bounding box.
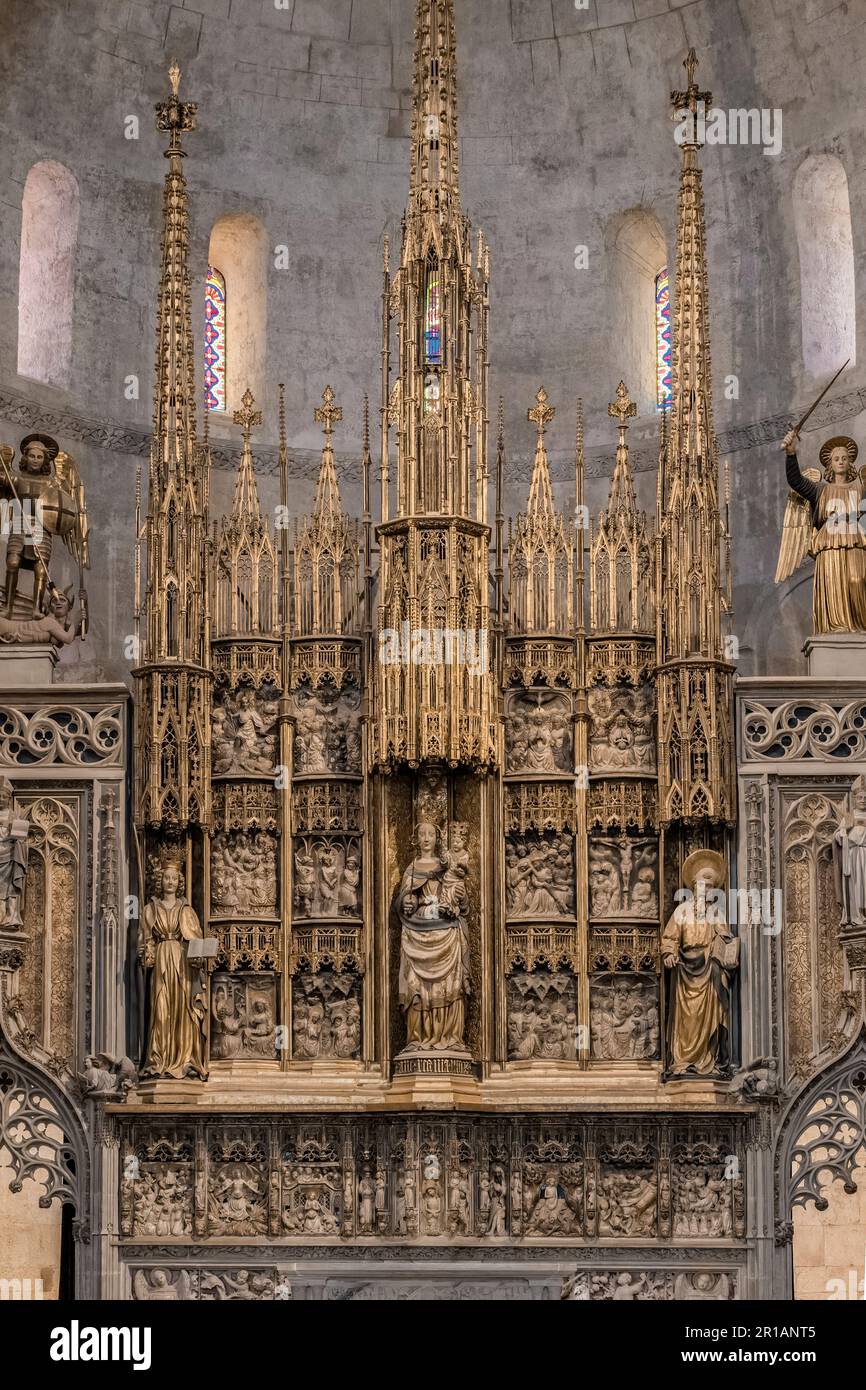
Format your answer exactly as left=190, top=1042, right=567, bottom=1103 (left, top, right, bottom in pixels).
left=0, top=703, right=123, bottom=767
left=504, top=691, right=573, bottom=776
left=742, top=698, right=866, bottom=763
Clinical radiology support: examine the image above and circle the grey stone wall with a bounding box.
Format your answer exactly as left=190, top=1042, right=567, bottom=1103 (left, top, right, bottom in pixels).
left=1, top=0, right=864, bottom=683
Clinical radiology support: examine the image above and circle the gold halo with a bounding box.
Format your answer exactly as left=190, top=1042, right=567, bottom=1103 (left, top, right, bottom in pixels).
left=819, top=436, right=859, bottom=477
left=682, top=849, right=727, bottom=892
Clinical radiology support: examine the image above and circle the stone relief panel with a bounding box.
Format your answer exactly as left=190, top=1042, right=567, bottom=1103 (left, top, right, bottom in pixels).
left=212, top=686, right=280, bottom=778
left=588, top=684, right=656, bottom=776
left=590, top=974, right=660, bottom=1061
left=564, top=1271, right=737, bottom=1301
left=132, top=1268, right=290, bottom=1301
left=211, top=831, right=278, bottom=918
left=782, top=791, right=846, bottom=1075
left=211, top=974, right=278, bottom=1062
left=119, top=1118, right=747, bottom=1246
left=125, top=1138, right=194, bottom=1239
left=506, top=971, right=578, bottom=1061
left=589, top=837, right=658, bottom=920
left=208, top=1136, right=269, bottom=1238
left=505, top=832, right=575, bottom=918
left=293, top=684, right=362, bottom=776
left=504, top=691, right=572, bottom=775
left=672, top=1146, right=739, bottom=1240
left=293, top=836, right=361, bottom=920
left=292, top=971, right=362, bottom=1061
left=597, top=1146, right=658, bottom=1238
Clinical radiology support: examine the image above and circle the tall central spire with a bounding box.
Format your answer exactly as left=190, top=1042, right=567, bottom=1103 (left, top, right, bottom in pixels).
left=408, top=0, right=460, bottom=223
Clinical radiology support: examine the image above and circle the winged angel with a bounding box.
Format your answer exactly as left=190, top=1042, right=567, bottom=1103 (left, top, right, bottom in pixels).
left=0, top=433, right=90, bottom=643
left=776, top=428, right=866, bottom=634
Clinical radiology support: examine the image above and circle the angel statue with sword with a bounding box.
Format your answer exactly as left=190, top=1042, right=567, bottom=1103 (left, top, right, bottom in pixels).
left=776, top=363, right=866, bottom=634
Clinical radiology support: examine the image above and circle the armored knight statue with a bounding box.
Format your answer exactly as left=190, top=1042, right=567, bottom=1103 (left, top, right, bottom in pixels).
left=0, top=776, right=28, bottom=928
left=138, top=857, right=209, bottom=1080
left=662, top=850, right=740, bottom=1077
left=0, top=433, right=90, bottom=639
left=398, top=822, right=471, bottom=1054
left=835, top=777, right=866, bottom=928
left=777, top=429, right=866, bottom=633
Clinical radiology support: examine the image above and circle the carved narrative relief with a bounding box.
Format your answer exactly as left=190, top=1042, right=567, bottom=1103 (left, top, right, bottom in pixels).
left=507, top=972, right=578, bottom=1061
left=506, top=832, right=575, bottom=918
left=588, top=684, right=656, bottom=775
left=130, top=1144, right=194, bottom=1239
left=293, top=684, right=362, bottom=776
left=293, top=836, right=361, bottom=920
left=589, top=837, right=658, bottom=919
left=590, top=974, right=660, bottom=1060
left=564, top=1272, right=736, bottom=1301
left=211, top=831, right=278, bottom=917
left=292, top=972, right=361, bottom=1060
left=211, top=974, right=277, bottom=1061
left=212, top=687, right=279, bottom=777
left=504, top=691, right=572, bottom=775
left=598, top=1148, right=657, bottom=1237
left=208, top=1139, right=268, bottom=1236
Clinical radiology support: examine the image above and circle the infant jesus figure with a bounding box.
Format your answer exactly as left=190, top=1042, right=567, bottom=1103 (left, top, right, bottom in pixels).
left=440, top=822, right=470, bottom=915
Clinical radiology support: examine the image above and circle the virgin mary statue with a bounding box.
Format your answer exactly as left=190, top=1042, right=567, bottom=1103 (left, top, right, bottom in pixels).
left=139, top=858, right=208, bottom=1079
left=398, top=822, right=471, bottom=1053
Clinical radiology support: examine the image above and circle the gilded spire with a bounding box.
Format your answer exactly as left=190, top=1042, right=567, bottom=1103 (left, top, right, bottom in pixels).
left=409, top=0, right=461, bottom=222
left=590, top=381, right=653, bottom=636
left=230, top=388, right=263, bottom=522
left=153, top=61, right=199, bottom=465
left=313, top=385, right=344, bottom=519
left=656, top=48, right=735, bottom=826
left=508, top=388, right=575, bottom=636
left=526, top=387, right=556, bottom=518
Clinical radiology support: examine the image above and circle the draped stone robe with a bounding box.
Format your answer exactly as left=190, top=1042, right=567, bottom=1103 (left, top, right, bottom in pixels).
left=142, top=895, right=208, bottom=1079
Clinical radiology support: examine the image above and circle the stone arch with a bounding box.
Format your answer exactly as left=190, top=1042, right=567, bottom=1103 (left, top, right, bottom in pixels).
left=775, top=1027, right=866, bottom=1298
left=0, top=1035, right=91, bottom=1275
left=606, top=208, right=669, bottom=417
left=17, top=160, right=80, bottom=388
left=207, top=212, right=268, bottom=415
left=793, top=155, right=856, bottom=379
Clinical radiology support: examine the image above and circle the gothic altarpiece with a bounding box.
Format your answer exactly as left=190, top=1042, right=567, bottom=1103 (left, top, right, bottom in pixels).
left=1, top=4, right=865, bottom=1302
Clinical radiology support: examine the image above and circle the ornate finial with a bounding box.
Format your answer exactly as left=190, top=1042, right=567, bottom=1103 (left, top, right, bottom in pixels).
left=497, top=396, right=505, bottom=450
left=608, top=381, right=637, bottom=433
left=363, top=395, right=371, bottom=454
left=233, top=388, right=262, bottom=444
left=383, top=234, right=390, bottom=273
left=528, top=387, right=555, bottom=443
left=278, top=383, right=287, bottom=453
left=315, top=385, right=343, bottom=444
left=156, top=61, right=198, bottom=140
left=576, top=398, right=585, bottom=459
left=672, top=45, right=712, bottom=120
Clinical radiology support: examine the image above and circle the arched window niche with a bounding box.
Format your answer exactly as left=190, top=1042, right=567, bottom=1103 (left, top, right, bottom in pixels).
left=793, top=155, right=857, bottom=378
left=17, top=161, right=80, bottom=388
left=206, top=213, right=268, bottom=414
left=607, top=208, right=669, bottom=416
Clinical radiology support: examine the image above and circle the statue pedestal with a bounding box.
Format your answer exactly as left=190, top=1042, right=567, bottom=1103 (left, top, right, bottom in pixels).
left=0, top=643, right=58, bottom=686
left=390, top=1048, right=480, bottom=1107
left=804, top=633, right=866, bottom=679
left=0, top=925, right=25, bottom=972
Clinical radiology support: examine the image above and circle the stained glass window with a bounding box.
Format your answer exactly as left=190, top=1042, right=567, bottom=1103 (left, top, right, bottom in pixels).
left=205, top=265, right=227, bottom=412
left=655, top=267, right=672, bottom=412
left=424, top=266, right=442, bottom=365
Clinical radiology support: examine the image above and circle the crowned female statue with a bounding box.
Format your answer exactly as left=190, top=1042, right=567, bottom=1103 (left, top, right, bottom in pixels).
left=777, top=430, right=866, bottom=633
left=398, top=822, right=471, bottom=1054
left=661, top=850, right=739, bottom=1077
left=139, top=858, right=208, bottom=1080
